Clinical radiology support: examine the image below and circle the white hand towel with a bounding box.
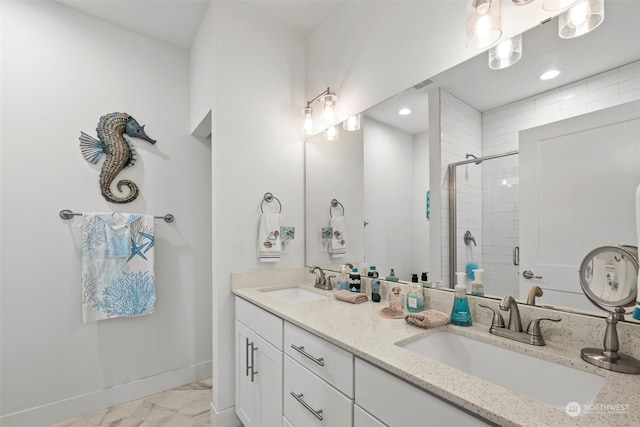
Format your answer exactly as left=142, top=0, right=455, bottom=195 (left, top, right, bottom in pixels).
left=258, top=213, right=281, bottom=262
left=634, top=184, right=640, bottom=320
left=330, top=215, right=346, bottom=258
left=82, top=213, right=156, bottom=322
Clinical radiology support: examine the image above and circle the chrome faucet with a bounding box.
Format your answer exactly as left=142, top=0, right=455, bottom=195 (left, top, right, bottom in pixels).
left=499, top=295, right=523, bottom=332
left=480, top=298, right=561, bottom=346
left=309, top=266, right=331, bottom=290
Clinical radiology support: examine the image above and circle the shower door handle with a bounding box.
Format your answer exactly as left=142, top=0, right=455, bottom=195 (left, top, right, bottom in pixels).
left=513, top=246, right=520, bottom=266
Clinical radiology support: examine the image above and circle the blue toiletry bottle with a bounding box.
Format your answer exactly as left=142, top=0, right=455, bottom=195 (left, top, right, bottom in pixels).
left=407, top=282, right=424, bottom=313
left=451, top=284, right=472, bottom=326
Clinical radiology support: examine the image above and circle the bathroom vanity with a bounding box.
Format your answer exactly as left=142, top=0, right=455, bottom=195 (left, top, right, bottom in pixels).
left=232, top=268, right=640, bottom=427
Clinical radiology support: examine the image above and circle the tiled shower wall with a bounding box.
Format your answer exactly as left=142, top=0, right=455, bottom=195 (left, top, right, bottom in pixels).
left=481, top=60, right=640, bottom=298
left=439, top=89, right=483, bottom=286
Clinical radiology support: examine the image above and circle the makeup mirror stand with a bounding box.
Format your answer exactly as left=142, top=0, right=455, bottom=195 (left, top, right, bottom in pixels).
left=579, top=245, right=640, bottom=374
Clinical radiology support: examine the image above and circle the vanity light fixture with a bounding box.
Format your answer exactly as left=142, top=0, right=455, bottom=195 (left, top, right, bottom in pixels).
left=467, top=0, right=502, bottom=50
left=398, top=108, right=412, bottom=116
left=539, top=69, right=561, bottom=80
left=558, top=0, right=604, bottom=39
left=323, top=125, right=339, bottom=141
left=488, top=34, right=523, bottom=70
left=302, top=87, right=338, bottom=136
left=343, top=114, right=361, bottom=131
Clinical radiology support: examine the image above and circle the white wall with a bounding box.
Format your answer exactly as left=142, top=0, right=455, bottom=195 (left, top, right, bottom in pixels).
left=190, top=2, right=306, bottom=423
left=363, top=118, right=414, bottom=280
left=0, top=2, right=212, bottom=425
left=306, top=127, right=364, bottom=269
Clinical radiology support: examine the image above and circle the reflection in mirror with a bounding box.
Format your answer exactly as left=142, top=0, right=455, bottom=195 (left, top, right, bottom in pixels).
left=304, top=1, right=640, bottom=318
left=580, top=245, right=638, bottom=308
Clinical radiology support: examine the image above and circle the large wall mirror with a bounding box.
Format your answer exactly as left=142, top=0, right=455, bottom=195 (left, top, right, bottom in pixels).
left=305, top=1, right=640, bottom=318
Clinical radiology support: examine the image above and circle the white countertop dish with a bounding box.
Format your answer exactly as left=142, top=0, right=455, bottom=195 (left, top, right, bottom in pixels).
left=232, top=267, right=640, bottom=427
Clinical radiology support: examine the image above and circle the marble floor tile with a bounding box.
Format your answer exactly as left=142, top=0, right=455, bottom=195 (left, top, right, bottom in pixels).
left=49, top=378, right=212, bottom=427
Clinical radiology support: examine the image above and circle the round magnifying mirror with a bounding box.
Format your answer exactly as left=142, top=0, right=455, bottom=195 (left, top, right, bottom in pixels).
left=579, top=245, right=638, bottom=313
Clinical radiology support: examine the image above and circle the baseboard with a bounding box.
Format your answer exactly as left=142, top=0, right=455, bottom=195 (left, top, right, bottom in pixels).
left=0, top=361, right=212, bottom=427
left=210, top=401, right=242, bottom=427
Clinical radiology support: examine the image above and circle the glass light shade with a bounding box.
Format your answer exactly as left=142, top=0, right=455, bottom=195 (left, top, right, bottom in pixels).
left=303, top=107, right=314, bottom=136
left=559, top=0, right=604, bottom=39
left=320, top=93, right=338, bottom=123
left=343, top=114, right=361, bottom=131
left=323, top=125, right=339, bottom=141
left=488, top=34, right=522, bottom=70
left=467, top=0, right=502, bottom=50
left=542, top=0, right=581, bottom=11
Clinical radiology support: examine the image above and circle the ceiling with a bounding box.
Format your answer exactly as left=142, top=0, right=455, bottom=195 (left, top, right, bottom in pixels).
left=365, top=1, right=640, bottom=135
left=55, top=0, right=343, bottom=49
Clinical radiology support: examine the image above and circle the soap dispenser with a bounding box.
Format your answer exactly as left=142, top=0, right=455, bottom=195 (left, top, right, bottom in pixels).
left=451, top=272, right=472, bottom=326
left=336, top=265, right=350, bottom=291
left=471, top=268, right=484, bottom=297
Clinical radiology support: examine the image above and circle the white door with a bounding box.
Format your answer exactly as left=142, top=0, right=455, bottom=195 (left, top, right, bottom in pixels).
left=519, top=101, right=640, bottom=311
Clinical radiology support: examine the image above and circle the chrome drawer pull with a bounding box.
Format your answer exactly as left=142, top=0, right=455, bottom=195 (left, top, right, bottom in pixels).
left=290, top=344, right=325, bottom=366
left=250, top=342, right=258, bottom=382
left=245, top=338, right=250, bottom=377
left=290, top=391, right=324, bottom=421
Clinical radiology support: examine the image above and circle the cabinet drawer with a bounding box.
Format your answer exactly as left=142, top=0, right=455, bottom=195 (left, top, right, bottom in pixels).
left=284, top=322, right=354, bottom=397
left=355, top=358, right=493, bottom=427
left=284, top=355, right=353, bottom=427
left=236, top=297, right=283, bottom=350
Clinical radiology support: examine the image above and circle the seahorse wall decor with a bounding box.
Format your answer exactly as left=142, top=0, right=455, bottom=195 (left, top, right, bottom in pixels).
left=79, top=112, right=156, bottom=204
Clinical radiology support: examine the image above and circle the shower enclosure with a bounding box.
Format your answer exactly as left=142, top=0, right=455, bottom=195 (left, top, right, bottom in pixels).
left=448, top=150, right=519, bottom=297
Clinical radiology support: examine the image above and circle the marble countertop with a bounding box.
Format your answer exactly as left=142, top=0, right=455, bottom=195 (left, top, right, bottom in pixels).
left=232, top=271, right=640, bottom=427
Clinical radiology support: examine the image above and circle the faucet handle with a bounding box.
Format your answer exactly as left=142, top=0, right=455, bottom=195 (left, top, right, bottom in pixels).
left=326, top=275, right=336, bottom=290
left=479, top=304, right=505, bottom=328
left=526, top=317, right=561, bottom=337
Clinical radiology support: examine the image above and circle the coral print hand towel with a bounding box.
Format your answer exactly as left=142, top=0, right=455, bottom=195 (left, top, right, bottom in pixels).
left=82, top=213, right=156, bottom=322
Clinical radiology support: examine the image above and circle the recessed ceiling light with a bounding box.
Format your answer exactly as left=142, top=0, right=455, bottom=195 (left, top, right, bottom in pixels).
left=398, top=108, right=412, bottom=115
left=540, top=69, right=560, bottom=80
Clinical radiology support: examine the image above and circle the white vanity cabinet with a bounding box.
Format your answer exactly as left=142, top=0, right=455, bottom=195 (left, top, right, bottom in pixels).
left=235, top=298, right=283, bottom=427
left=283, top=322, right=354, bottom=427
left=355, top=358, right=494, bottom=427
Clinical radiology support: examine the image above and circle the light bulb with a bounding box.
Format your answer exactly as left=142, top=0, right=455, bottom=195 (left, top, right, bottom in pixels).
left=476, top=15, right=491, bottom=41
left=320, top=93, right=338, bottom=123
left=323, top=125, right=339, bottom=141
left=303, top=107, right=314, bottom=136
left=343, top=114, right=361, bottom=131
left=567, top=1, right=589, bottom=28
left=496, top=39, right=513, bottom=60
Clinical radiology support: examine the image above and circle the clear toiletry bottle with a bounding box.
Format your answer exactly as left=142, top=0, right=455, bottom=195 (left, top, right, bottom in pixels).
left=406, top=282, right=425, bottom=313
left=336, top=265, right=350, bottom=291
left=421, top=272, right=431, bottom=288
left=390, top=286, right=403, bottom=309
left=451, top=272, right=472, bottom=326
left=349, top=268, right=361, bottom=293
left=471, top=268, right=484, bottom=297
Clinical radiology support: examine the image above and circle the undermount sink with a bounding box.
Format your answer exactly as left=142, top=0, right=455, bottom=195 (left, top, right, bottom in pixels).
left=399, top=331, right=604, bottom=410
left=261, top=287, right=328, bottom=303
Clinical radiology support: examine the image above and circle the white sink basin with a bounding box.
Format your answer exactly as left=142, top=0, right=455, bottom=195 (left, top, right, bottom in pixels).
left=399, top=331, right=604, bottom=410
left=261, top=287, right=328, bottom=303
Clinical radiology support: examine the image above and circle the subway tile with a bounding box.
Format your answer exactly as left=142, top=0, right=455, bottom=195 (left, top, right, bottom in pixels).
left=587, top=66, right=640, bottom=92
left=585, top=83, right=619, bottom=102
left=620, top=77, right=640, bottom=94
left=587, top=89, right=640, bottom=113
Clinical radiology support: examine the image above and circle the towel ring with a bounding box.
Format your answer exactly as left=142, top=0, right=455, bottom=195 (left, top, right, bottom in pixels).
left=329, top=199, right=345, bottom=217
left=261, top=192, right=282, bottom=213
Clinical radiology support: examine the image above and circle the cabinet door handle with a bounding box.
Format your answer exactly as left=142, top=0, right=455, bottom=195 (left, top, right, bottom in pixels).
left=290, top=344, right=325, bottom=367
left=290, top=391, right=324, bottom=421
left=245, top=338, right=250, bottom=377
left=250, top=342, right=258, bottom=382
